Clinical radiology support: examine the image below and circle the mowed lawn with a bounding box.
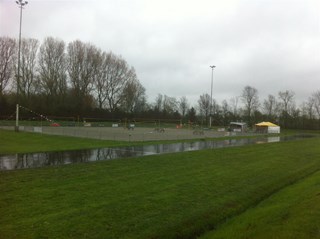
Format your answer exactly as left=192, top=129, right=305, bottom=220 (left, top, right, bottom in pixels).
left=0, top=129, right=128, bottom=154
left=200, top=170, right=320, bottom=239
left=0, top=131, right=320, bottom=238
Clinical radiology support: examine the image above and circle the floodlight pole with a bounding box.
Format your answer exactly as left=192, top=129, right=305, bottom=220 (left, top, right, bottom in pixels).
left=15, top=0, right=28, bottom=132
left=16, top=104, right=19, bottom=130
left=16, top=0, right=28, bottom=104
left=209, top=65, right=216, bottom=128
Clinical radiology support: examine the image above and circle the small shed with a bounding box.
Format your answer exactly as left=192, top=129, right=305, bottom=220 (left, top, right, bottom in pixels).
left=255, top=122, right=280, bottom=134
left=229, top=122, right=247, bottom=132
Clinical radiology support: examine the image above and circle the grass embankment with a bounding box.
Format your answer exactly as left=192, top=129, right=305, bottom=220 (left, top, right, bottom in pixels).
left=1, top=134, right=320, bottom=238
left=200, top=170, right=320, bottom=239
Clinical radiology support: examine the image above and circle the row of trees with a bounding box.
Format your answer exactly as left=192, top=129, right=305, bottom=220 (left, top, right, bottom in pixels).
left=0, top=36, right=147, bottom=115
left=1, top=36, right=320, bottom=129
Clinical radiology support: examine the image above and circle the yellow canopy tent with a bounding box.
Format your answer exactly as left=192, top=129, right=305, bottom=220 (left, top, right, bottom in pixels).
left=255, top=122, right=280, bottom=133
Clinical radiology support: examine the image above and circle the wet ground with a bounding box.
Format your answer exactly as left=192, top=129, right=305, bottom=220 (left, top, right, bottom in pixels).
left=0, top=135, right=314, bottom=171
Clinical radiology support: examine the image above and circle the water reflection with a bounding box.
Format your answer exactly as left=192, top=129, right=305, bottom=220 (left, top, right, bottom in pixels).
left=0, top=135, right=314, bottom=171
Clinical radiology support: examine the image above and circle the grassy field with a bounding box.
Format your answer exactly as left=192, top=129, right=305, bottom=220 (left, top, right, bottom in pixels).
left=0, top=128, right=285, bottom=154
left=200, top=170, right=320, bottom=239
left=0, top=129, right=129, bottom=154
left=1, top=130, right=320, bottom=238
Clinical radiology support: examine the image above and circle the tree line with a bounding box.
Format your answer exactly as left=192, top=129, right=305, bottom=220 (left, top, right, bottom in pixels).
left=1, top=36, right=320, bottom=129
left=0, top=36, right=147, bottom=116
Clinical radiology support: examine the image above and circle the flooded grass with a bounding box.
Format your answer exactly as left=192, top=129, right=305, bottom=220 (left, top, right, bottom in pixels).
left=1, top=137, right=320, bottom=238
left=0, top=128, right=300, bottom=155
left=1, top=134, right=314, bottom=170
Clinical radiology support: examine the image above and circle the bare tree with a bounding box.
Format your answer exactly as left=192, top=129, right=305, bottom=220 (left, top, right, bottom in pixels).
left=179, top=96, right=189, bottom=118
left=104, top=54, right=136, bottom=112
left=278, top=90, right=295, bottom=127
left=93, top=51, right=108, bottom=109
left=91, top=51, right=136, bottom=111
left=38, top=37, right=67, bottom=105
left=312, top=91, right=320, bottom=120
left=241, top=85, right=260, bottom=125
left=67, top=40, right=97, bottom=111
left=278, top=90, right=295, bottom=114
left=229, top=96, right=240, bottom=120
left=163, top=95, right=178, bottom=115
left=16, top=38, right=39, bottom=99
left=198, top=93, right=211, bottom=125
left=221, top=99, right=231, bottom=125
left=303, top=97, right=315, bottom=120
left=263, top=94, right=280, bottom=121
left=154, top=94, right=163, bottom=112
left=121, top=76, right=146, bottom=113
left=0, top=37, right=16, bottom=96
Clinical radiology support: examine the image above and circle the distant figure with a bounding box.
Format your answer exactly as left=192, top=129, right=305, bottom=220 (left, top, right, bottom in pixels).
left=127, top=124, right=135, bottom=130
left=154, top=127, right=165, bottom=133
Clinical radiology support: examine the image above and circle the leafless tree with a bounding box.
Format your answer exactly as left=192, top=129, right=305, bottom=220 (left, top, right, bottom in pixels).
left=198, top=93, right=211, bottom=125
left=154, top=94, right=163, bottom=112
left=278, top=90, right=295, bottom=127
left=229, top=96, right=240, bottom=119
left=263, top=94, right=280, bottom=121
left=16, top=38, right=39, bottom=99
left=121, top=76, right=146, bottom=113
left=38, top=37, right=67, bottom=99
left=241, top=85, right=260, bottom=124
left=0, top=37, right=16, bottom=96
left=93, top=51, right=108, bottom=109
left=179, top=96, right=189, bottom=118
left=103, top=54, right=136, bottom=112
left=302, top=97, right=315, bottom=120
left=67, top=40, right=97, bottom=110
left=163, top=95, right=178, bottom=114
left=278, top=90, right=295, bottom=115
left=311, top=91, right=320, bottom=119
left=221, top=99, right=231, bottom=125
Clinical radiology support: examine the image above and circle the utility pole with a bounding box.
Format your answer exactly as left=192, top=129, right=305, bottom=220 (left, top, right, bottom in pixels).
left=15, top=0, right=28, bottom=132
left=209, top=65, right=216, bottom=128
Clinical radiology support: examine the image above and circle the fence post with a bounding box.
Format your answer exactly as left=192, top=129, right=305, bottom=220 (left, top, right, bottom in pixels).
left=15, top=104, right=19, bottom=132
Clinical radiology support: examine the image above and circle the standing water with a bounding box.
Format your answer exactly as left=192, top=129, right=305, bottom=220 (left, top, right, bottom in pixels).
left=0, top=135, right=315, bottom=170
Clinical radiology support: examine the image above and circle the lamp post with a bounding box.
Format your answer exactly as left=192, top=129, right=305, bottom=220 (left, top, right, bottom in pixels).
left=15, top=0, right=28, bottom=132
left=16, top=0, right=28, bottom=102
left=209, top=65, right=215, bottom=128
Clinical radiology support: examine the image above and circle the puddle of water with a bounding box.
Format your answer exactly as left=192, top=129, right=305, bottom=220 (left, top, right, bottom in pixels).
left=0, top=135, right=315, bottom=171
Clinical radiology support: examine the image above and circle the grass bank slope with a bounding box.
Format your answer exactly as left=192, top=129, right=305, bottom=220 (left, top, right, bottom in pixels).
left=200, top=170, right=320, bottom=239
left=1, top=137, right=320, bottom=238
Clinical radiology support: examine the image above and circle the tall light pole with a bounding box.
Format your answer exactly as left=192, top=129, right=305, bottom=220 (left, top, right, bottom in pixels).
left=16, top=0, right=28, bottom=103
left=15, top=0, right=28, bottom=132
left=209, top=65, right=216, bottom=128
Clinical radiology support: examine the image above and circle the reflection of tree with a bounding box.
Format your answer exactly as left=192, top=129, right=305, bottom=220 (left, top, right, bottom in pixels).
left=96, top=148, right=114, bottom=161
left=13, top=150, right=96, bottom=169
left=16, top=154, right=47, bottom=169
left=66, top=150, right=94, bottom=163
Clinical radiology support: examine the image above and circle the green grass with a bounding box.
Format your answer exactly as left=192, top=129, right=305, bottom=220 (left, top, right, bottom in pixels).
left=0, top=128, right=299, bottom=155
left=1, top=135, right=320, bottom=238
left=0, top=129, right=129, bottom=154
left=200, top=170, right=320, bottom=239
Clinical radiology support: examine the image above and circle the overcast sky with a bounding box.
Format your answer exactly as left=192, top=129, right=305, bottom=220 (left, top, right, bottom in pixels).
left=1, top=0, right=319, bottom=106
